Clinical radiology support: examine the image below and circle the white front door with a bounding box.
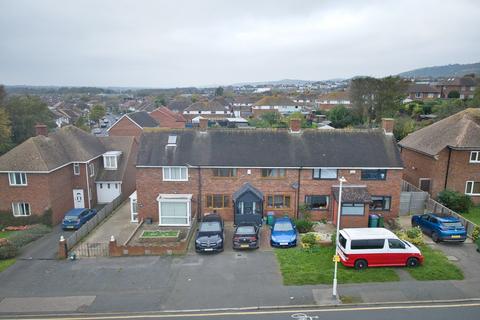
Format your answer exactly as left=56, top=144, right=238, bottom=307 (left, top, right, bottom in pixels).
left=73, top=189, right=84, bottom=208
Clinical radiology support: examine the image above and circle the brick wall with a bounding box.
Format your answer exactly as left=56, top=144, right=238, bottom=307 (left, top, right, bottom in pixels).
left=149, top=110, right=185, bottom=128
left=121, top=140, right=139, bottom=199
left=108, top=117, right=143, bottom=138
left=446, top=150, right=480, bottom=205
left=136, top=167, right=403, bottom=228
left=48, top=165, right=75, bottom=224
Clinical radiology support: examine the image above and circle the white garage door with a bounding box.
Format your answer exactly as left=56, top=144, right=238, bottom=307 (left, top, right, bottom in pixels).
left=97, top=182, right=121, bottom=204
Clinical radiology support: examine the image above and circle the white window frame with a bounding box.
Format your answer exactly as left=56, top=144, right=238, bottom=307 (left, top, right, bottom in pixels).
left=8, top=172, right=27, bottom=186
left=313, top=168, right=338, bottom=180
left=157, top=194, right=192, bottom=226
left=470, top=151, right=480, bottom=163
left=341, top=203, right=365, bottom=216
left=73, top=163, right=80, bottom=175
left=12, top=202, right=31, bottom=217
left=89, top=163, right=95, bottom=177
left=465, top=181, right=480, bottom=196
left=103, top=155, right=117, bottom=169
left=162, top=167, right=188, bottom=181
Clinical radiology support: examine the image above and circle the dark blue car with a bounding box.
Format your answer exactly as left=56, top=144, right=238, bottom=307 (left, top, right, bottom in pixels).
left=411, top=213, right=467, bottom=242
left=270, top=217, right=297, bottom=247
left=62, top=208, right=97, bottom=230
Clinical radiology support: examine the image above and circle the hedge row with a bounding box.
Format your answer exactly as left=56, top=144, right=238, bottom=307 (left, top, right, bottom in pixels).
left=0, top=209, right=52, bottom=229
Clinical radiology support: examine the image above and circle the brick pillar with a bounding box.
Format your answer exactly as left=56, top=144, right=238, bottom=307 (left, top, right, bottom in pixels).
left=289, top=119, right=301, bottom=133
left=58, top=236, right=68, bottom=259
left=35, top=124, right=48, bottom=136
left=199, top=118, right=208, bottom=131
left=109, top=235, right=119, bottom=257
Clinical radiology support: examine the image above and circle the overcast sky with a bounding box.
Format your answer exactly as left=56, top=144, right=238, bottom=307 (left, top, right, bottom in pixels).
left=0, top=0, right=479, bottom=88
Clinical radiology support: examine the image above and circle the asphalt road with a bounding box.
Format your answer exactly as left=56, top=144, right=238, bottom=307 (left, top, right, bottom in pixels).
left=0, top=302, right=478, bottom=320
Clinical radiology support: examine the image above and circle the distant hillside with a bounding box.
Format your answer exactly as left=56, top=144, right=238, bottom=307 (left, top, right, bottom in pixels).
left=231, top=79, right=316, bottom=86
left=398, top=62, right=480, bottom=78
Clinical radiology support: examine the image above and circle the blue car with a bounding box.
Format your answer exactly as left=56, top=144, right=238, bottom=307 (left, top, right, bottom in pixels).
left=270, top=217, right=297, bottom=247
left=411, top=213, right=467, bottom=243
left=62, top=208, right=97, bottom=230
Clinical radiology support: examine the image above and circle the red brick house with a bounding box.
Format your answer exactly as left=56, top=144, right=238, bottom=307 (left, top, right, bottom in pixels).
left=134, top=119, right=403, bottom=228
left=399, top=108, right=480, bottom=204
left=108, top=111, right=158, bottom=138
left=183, top=98, right=234, bottom=122
left=149, top=107, right=186, bottom=128
left=436, top=76, right=477, bottom=99
left=406, top=84, right=441, bottom=101
left=0, top=126, right=138, bottom=225
left=315, top=91, right=351, bottom=111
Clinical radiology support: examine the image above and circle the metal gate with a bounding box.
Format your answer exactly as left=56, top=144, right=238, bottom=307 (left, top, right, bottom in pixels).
left=73, top=242, right=109, bottom=257
left=399, top=192, right=428, bottom=215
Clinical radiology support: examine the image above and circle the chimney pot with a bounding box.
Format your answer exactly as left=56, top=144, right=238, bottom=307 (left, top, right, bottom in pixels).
left=199, top=118, right=208, bottom=131
left=35, top=124, right=48, bottom=136
left=289, top=118, right=301, bottom=133
left=381, top=118, right=394, bottom=135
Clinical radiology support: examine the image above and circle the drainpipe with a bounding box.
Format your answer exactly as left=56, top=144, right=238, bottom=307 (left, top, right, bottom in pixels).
left=296, top=167, right=301, bottom=219
left=444, top=147, right=452, bottom=190
left=85, top=162, right=91, bottom=209
left=198, top=166, right=202, bottom=220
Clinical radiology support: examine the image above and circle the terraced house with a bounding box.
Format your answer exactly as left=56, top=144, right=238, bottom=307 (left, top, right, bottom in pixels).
left=134, top=118, right=403, bottom=228
left=0, top=125, right=138, bottom=224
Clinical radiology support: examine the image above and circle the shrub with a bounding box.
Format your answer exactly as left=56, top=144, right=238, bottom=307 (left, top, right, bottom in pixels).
left=472, top=226, right=480, bottom=242
left=7, top=224, right=51, bottom=249
left=294, top=219, right=314, bottom=233
left=396, top=227, right=424, bottom=246
left=301, top=233, right=317, bottom=247
left=298, top=204, right=311, bottom=221
left=438, top=190, right=473, bottom=213
left=0, top=241, right=17, bottom=259
left=0, top=209, right=52, bottom=229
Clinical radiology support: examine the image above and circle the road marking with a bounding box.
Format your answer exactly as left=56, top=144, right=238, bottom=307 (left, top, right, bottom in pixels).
left=5, top=302, right=480, bottom=320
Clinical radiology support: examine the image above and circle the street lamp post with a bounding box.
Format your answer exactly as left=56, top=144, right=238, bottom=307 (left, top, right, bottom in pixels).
left=333, top=176, right=346, bottom=300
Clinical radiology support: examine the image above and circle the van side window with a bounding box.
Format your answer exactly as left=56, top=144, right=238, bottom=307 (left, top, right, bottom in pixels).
left=351, top=239, right=385, bottom=250
left=339, top=234, right=347, bottom=249
left=388, top=239, right=405, bottom=249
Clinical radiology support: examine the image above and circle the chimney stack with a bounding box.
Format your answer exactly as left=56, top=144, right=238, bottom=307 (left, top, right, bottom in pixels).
left=289, top=118, right=301, bottom=133
left=381, top=118, right=394, bottom=135
left=35, top=124, right=48, bottom=136
left=199, top=118, right=208, bottom=132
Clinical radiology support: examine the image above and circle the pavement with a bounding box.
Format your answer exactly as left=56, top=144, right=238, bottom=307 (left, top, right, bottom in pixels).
left=1, top=219, right=479, bottom=315
left=79, top=201, right=137, bottom=245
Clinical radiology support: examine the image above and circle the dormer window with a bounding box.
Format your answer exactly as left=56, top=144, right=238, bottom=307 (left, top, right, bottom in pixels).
left=103, top=151, right=122, bottom=170
left=166, top=135, right=177, bottom=147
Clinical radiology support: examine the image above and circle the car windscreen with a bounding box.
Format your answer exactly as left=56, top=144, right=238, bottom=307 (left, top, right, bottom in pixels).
left=199, top=221, right=221, bottom=232
left=273, top=222, right=293, bottom=232
left=442, top=222, right=463, bottom=228
left=236, top=226, right=255, bottom=234
left=339, top=233, right=347, bottom=249
left=64, top=216, right=79, bottom=221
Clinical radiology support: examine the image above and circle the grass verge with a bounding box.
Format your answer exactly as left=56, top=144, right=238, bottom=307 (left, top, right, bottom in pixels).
left=0, top=258, right=16, bottom=272
left=461, top=206, right=480, bottom=226
left=0, top=231, right=14, bottom=239
left=275, top=246, right=399, bottom=285
left=406, top=245, right=464, bottom=281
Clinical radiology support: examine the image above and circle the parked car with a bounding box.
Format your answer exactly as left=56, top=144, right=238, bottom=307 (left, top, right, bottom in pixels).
left=233, top=223, right=259, bottom=250
left=92, top=128, right=102, bottom=134
left=411, top=213, right=467, bottom=242
left=62, top=208, right=97, bottom=230
left=195, top=214, right=224, bottom=253
left=337, top=228, right=424, bottom=270
left=270, top=217, right=297, bottom=247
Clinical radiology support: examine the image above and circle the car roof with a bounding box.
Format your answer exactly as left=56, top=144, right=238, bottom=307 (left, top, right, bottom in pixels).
left=65, top=208, right=87, bottom=216
left=274, top=217, right=292, bottom=224
left=341, top=228, right=396, bottom=240
left=202, top=214, right=222, bottom=223
left=429, top=214, right=461, bottom=223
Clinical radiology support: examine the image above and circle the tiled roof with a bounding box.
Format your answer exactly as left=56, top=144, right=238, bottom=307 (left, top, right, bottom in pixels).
left=407, top=84, right=441, bottom=93
left=96, top=136, right=136, bottom=182
left=253, top=96, right=296, bottom=106
left=317, top=91, right=350, bottom=101
left=127, top=111, right=158, bottom=128
left=399, top=108, right=480, bottom=156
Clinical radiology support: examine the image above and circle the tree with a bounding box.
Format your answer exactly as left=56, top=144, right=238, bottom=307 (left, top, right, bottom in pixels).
left=393, top=116, right=417, bottom=140
left=89, top=105, right=106, bottom=124
left=74, top=116, right=90, bottom=132
left=215, top=86, right=224, bottom=96
left=155, top=95, right=166, bottom=106
left=0, top=108, right=13, bottom=154
left=447, top=90, right=460, bottom=99
left=327, top=105, right=361, bottom=128
left=3, top=95, right=54, bottom=144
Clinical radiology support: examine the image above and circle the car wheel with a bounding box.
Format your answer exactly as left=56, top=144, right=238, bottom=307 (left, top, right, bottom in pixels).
left=431, top=232, right=440, bottom=243
left=406, top=257, right=419, bottom=267
left=354, top=259, right=367, bottom=270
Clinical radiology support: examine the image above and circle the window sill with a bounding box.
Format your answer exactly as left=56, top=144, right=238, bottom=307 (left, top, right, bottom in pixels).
left=8, top=185, right=28, bottom=187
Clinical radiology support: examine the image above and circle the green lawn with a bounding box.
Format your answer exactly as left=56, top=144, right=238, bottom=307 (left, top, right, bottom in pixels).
left=461, top=206, right=480, bottom=226
left=141, top=230, right=179, bottom=238
left=0, top=259, right=16, bottom=272
left=406, top=245, right=464, bottom=281
left=0, top=231, right=14, bottom=239
left=275, top=246, right=399, bottom=285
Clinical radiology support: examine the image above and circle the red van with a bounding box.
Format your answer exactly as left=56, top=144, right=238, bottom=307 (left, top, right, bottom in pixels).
left=337, top=228, right=424, bottom=269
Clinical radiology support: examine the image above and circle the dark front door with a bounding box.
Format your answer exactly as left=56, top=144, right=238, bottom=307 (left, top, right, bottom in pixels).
left=235, top=200, right=262, bottom=226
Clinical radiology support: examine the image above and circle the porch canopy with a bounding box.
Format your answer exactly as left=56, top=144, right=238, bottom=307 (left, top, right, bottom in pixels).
left=332, top=186, right=371, bottom=203
left=233, top=182, right=263, bottom=201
